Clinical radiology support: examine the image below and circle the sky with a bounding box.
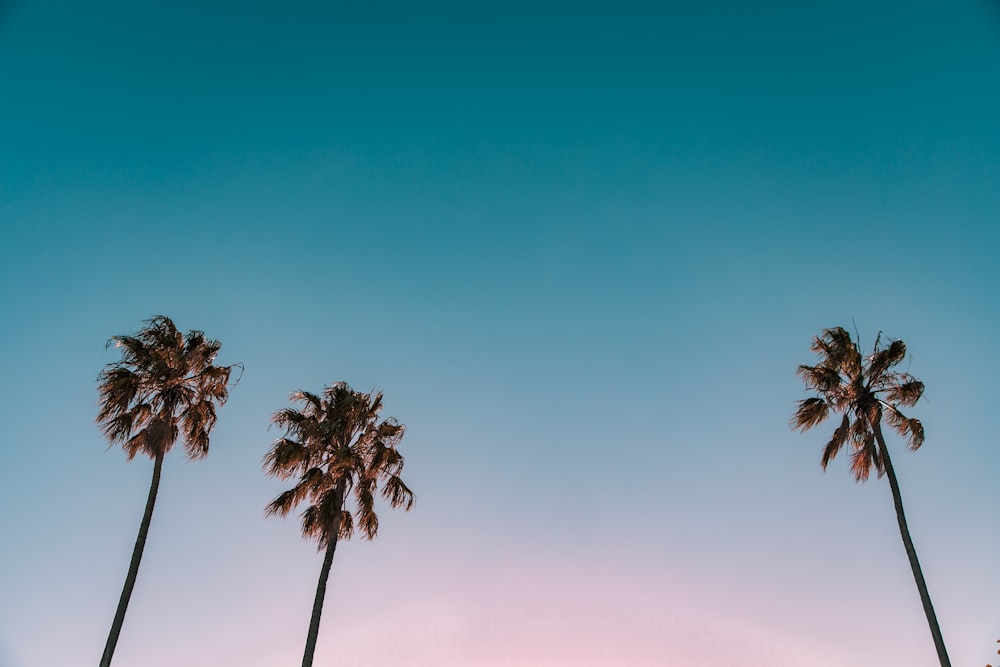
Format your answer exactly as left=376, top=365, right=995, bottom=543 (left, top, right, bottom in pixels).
left=1, top=0, right=999, bottom=665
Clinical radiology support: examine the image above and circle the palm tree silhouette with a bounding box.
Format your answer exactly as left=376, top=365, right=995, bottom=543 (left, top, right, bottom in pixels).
left=96, top=316, right=237, bottom=667
left=264, top=382, right=414, bottom=667
left=792, top=326, right=950, bottom=667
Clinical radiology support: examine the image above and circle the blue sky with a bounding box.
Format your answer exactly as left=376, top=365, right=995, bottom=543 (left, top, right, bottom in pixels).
left=2, top=1, right=1000, bottom=665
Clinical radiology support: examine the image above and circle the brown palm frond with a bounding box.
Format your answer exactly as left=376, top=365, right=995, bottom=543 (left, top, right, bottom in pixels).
left=272, top=407, right=310, bottom=431
left=382, top=474, right=415, bottom=510
left=370, top=445, right=405, bottom=477
left=273, top=474, right=326, bottom=515
left=848, top=411, right=870, bottom=449
left=885, top=410, right=911, bottom=443
left=867, top=339, right=906, bottom=383
left=96, top=367, right=141, bottom=421
left=891, top=416, right=925, bottom=451
left=825, top=381, right=859, bottom=412
left=101, top=413, right=135, bottom=444
left=338, top=509, right=354, bottom=540
left=300, top=489, right=344, bottom=546
left=300, top=505, right=324, bottom=543
left=907, top=418, right=925, bottom=450
left=796, top=365, right=842, bottom=393
left=300, top=467, right=331, bottom=494
left=884, top=406, right=906, bottom=428
left=328, top=446, right=363, bottom=478
left=107, top=334, right=147, bottom=366
left=886, top=378, right=924, bottom=407
left=355, top=495, right=379, bottom=540
left=812, top=327, right=861, bottom=377
left=263, top=438, right=310, bottom=478
left=180, top=400, right=217, bottom=459
left=811, top=328, right=847, bottom=364
left=820, top=415, right=851, bottom=469
left=122, top=430, right=148, bottom=460
left=371, top=419, right=404, bottom=448
left=295, top=390, right=326, bottom=416
left=850, top=432, right=878, bottom=482
left=792, top=397, right=829, bottom=431
left=265, top=488, right=302, bottom=518
left=841, top=344, right=862, bottom=378
left=849, top=447, right=870, bottom=482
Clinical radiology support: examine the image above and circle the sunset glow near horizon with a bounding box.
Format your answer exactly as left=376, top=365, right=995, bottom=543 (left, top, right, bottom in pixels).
left=2, top=1, right=1000, bottom=665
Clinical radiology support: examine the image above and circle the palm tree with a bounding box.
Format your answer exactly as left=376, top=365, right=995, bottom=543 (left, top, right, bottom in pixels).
left=263, top=382, right=415, bottom=667
left=96, top=315, right=237, bottom=667
left=792, top=326, right=950, bottom=667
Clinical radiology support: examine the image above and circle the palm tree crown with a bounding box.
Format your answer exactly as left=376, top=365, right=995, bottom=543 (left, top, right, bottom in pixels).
left=264, top=382, right=415, bottom=667
left=264, top=382, right=415, bottom=546
left=792, top=326, right=925, bottom=480
left=98, top=315, right=236, bottom=460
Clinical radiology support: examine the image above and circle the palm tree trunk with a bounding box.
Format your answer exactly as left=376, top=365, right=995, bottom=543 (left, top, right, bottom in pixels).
left=99, top=452, right=164, bottom=667
left=301, top=533, right=339, bottom=667
left=301, top=483, right=345, bottom=667
left=874, top=425, right=951, bottom=667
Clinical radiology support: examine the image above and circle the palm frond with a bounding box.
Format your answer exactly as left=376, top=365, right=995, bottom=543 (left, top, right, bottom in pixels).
left=122, top=430, right=147, bottom=460
left=796, top=365, right=842, bottom=393
left=891, top=415, right=925, bottom=451
left=100, top=413, right=135, bottom=443
left=886, top=378, right=924, bottom=407
left=883, top=404, right=925, bottom=451
left=885, top=405, right=905, bottom=428
left=338, top=509, right=355, bottom=540
left=812, top=327, right=861, bottom=377
left=308, top=490, right=344, bottom=544
left=906, top=418, right=925, bottom=450
left=820, top=415, right=851, bottom=470
left=848, top=409, right=870, bottom=445
left=382, top=474, right=415, bottom=510
left=849, top=433, right=878, bottom=482
left=355, top=500, right=379, bottom=540
left=867, top=339, right=906, bottom=383
left=292, top=390, right=325, bottom=417
left=300, top=466, right=331, bottom=494
left=792, top=398, right=829, bottom=431
left=180, top=400, right=217, bottom=459
left=262, top=437, right=310, bottom=478
left=300, top=505, right=324, bottom=544
left=265, top=488, right=301, bottom=518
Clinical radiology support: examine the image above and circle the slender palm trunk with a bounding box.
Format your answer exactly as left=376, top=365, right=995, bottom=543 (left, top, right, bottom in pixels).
left=302, top=483, right=345, bottom=667
left=100, top=452, right=164, bottom=667
left=874, top=425, right=951, bottom=667
left=301, top=533, right=339, bottom=667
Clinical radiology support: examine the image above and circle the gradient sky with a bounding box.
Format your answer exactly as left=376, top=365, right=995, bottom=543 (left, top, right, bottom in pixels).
left=2, top=1, right=999, bottom=665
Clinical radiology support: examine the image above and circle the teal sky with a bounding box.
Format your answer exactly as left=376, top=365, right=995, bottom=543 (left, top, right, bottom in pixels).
left=2, top=1, right=1000, bottom=665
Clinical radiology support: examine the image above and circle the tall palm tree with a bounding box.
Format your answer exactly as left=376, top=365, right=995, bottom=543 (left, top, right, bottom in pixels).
left=96, top=315, right=237, bottom=667
left=792, top=326, right=950, bottom=667
left=263, top=382, right=415, bottom=667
